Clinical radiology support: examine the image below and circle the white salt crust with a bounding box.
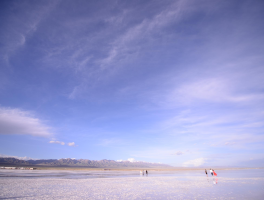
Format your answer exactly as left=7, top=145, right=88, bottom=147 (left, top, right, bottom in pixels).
left=1, top=176, right=262, bottom=199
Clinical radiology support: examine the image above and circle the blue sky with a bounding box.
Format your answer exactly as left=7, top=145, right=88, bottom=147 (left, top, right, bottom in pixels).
left=0, top=0, right=264, bottom=167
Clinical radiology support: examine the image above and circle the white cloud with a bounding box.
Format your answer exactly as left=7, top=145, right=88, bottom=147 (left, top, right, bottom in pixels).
left=0, top=1, right=58, bottom=66
left=127, top=158, right=135, bottom=162
left=0, top=107, right=52, bottom=137
left=224, top=142, right=235, bottom=146
left=178, top=78, right=229, bottom=103
left=155, top=103, right=264, bottom=148
left=173, top=151, right=184, bottom=156
left=117, top=158, right=149, bottom=163
left=49, top=141, right=65, bottom=145
left=49, top=141, right=76, bottom=146
left=98, top=138, right=122, bottom=146
left=68, top=142, right=75, bottom=147
left=177, top=77, right=264, bottom=104
left=99, top=1, right=184, bottom=69
left=0, top=153, right=36, bottom=160
left=182, top=158, right=207, bottom=167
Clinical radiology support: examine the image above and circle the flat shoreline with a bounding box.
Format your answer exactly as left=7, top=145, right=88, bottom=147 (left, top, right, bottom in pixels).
left=1, top=162, right=263, bottom=171
left=1, top=172, right=264, bottom=199
left=8, top=166, right=263, bottom=171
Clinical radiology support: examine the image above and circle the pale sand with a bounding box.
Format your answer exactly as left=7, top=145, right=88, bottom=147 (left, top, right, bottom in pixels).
left=1, top=176, right=264, bottom=199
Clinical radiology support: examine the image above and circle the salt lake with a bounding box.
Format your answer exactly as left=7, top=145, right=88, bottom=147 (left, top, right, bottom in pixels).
left=0, top=168, right=263, bottom=199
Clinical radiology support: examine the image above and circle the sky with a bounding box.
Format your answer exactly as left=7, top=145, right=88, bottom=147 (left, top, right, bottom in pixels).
left=0, top=0, right=264, bottom=167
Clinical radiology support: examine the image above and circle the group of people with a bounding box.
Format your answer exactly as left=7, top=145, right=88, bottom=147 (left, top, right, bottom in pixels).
left=205, top=168, right=217, bottom=176
left=140, top=170, right=148, bottom=175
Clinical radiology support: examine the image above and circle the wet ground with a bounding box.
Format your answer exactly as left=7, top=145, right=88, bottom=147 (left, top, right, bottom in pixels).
left=0, top=169, right=263, bottom=199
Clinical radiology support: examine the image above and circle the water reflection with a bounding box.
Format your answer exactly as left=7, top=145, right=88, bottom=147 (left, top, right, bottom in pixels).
left=1, top=169, right=264, bottom=180
left=213, top=177, right=218, bottom=185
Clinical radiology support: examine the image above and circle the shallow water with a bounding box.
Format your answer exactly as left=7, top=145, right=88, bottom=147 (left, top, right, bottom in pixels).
left=1, top=168, right=263, bottom=179
left=0, top=169, right=264, bottom=199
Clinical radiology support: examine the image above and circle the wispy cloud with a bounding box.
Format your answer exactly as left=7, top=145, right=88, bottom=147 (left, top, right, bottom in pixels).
left=176, top=76, right=264, bottom=104
left=67, top=142, right=76, bottom=147
left=182, top=157, right=207, bottom=167
left=0, top=0, right=263, bottom=167
left=49, top=141, right=76, bottom=147
left=156, top=108, right=264, bottom=149
left=61, top=0, right=192, bottom=99
left=0, top=1, right=58, bottom=66
left=172, top=151, right=184, bottom=156
left=0, top=107, right=53, bottom=137
left=127, top=158, right=135, bottom=162
left=117, top=158, right=155, bottom=163
left=98, top=138, right=123, bottom=146
left=99, top=0, right=185, bottom=69
left=0, top=153, right=37, bottom=160
left=49, top=141, right=65, bottom=145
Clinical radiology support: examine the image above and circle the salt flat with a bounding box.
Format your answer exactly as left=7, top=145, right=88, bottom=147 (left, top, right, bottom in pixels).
left=0, top=169, right=264, bottom=199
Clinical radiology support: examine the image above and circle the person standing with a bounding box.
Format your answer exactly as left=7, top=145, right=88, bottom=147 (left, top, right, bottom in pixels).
left=213, top=169, right=217, bottom=176
left=210, top=168, right=213, bottom=176
left=146, top=170, right=148, bottom=175
left=205, top=169, right=208, bottom=176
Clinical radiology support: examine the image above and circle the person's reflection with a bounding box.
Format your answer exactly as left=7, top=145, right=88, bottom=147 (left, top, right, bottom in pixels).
left=213, top=177, right=218, bottom=185
left=140, top=170, right=144, bottom=176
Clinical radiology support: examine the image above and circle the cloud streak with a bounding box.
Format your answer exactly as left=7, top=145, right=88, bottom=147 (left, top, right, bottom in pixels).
left=182, top=158, right=207, bottom=167
left=49, top=141, right=65, bottom=145
left=0, top=153, right=36, bottom=160
left=0, top=0, right=58, bottom=66
left=172, top=151, right=184, bottom=156
left=0, top=107, right=53, bottom=137
left=68, top=142, right=75, bottom=147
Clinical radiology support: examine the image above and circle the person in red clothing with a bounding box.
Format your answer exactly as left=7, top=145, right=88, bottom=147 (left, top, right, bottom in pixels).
left=213, top=169, right=217, bottom=176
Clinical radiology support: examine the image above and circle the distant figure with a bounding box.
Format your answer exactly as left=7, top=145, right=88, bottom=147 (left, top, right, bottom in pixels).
left=146, top=170, right=148, bottom=175
left=205, top=169, right=208, bottom=176
left=210, top=168, right=213, bottom=176
left=213, top=169, right=217, bottom=176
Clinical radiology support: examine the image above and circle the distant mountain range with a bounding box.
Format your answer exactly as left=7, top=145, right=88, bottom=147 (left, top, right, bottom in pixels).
left=0, top=157, right=171, bottom=168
